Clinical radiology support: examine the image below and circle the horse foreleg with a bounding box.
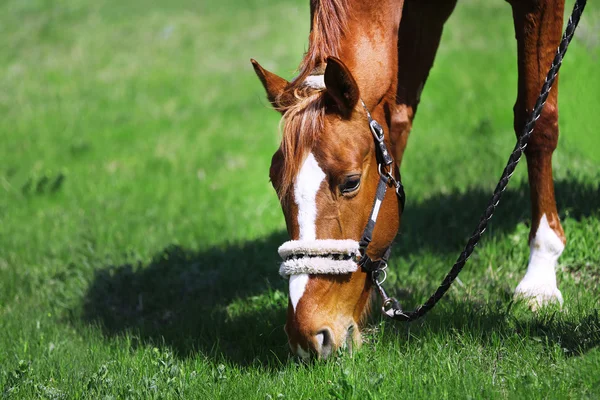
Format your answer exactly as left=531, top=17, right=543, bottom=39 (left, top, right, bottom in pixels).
left=390, top=0, right=457, bottom=166
left=509, top=0, right=566, bottom=309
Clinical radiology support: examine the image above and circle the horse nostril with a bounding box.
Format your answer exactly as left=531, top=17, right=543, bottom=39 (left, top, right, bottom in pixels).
left=315, top=328, right=334, bottom=358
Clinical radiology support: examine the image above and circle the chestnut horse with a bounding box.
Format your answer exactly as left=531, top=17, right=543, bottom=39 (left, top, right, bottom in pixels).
left=252, top=0, right=566, bottom=359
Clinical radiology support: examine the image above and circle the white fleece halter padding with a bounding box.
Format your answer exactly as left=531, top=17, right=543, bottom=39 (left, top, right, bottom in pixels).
left=278, top=239, right=360, bottom=277
left=303, top=75, right=325, bottom=89
left=279, top=258, right=358, bottom=277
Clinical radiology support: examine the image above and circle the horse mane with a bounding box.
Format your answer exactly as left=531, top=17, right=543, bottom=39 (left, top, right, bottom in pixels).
left=296, top=0, right=350, bottom=86
left=275, top=0, right=350, bottom=200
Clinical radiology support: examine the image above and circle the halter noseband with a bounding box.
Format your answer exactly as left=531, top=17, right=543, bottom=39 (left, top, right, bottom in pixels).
left=278, top=96, right=405, bottom=279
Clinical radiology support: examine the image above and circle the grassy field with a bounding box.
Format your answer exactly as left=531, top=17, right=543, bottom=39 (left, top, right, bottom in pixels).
left=1, top=0, right=599, bottom=398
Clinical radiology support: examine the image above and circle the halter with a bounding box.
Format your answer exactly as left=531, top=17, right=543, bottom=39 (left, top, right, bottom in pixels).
left=278, top=97, right=405, bottom=287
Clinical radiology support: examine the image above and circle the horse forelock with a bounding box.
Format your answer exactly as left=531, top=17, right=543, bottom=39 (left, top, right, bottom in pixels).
left=275, top=0, right=351, bottom=200
left=276, top=86, right=326, bottom=201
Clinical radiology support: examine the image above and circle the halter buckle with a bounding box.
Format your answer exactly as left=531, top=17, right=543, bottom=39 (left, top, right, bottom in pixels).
left=369, top=120, right=385, bottom=142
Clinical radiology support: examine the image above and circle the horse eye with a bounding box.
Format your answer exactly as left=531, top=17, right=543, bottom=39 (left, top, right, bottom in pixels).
left=340, top=175, right=361, bottom=194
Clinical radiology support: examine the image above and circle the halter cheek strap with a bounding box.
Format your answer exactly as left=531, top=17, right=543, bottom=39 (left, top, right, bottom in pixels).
left=357, top=100, right=404, bottom=273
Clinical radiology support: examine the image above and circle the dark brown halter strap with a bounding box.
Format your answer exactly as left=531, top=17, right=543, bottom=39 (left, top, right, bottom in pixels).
left=356, top=99, right=404, bottom=277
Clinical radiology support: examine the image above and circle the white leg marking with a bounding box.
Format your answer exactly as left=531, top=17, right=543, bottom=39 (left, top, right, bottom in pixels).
left=515, top=214, right=564, bottom=308
left=288, top=153, right=326, bottom=311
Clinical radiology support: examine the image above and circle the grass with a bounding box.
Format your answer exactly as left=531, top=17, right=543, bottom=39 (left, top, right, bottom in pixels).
left=1, top=0, right=599, bottom=398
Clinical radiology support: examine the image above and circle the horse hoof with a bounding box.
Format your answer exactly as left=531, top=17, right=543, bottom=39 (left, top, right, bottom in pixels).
left=514, top=282, right=563, bottom=311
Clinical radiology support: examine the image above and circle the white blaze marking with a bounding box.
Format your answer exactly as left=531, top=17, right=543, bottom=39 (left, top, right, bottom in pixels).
left=289, top=274, right=309, bottom=310
left=288, top=153, right=326, bottom=311
left=294, top=153, right=325, bottom=241
left=515, top=214, right=565, bottom=307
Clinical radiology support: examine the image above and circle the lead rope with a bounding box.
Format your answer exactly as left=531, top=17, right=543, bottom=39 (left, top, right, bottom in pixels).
left=379, top=0, right=587, bottom=321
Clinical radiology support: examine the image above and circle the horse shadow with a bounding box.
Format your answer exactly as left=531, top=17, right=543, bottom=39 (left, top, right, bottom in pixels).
left=82, top=232, right=292, bottom=366
left=81, top=178, right=599, bottom=365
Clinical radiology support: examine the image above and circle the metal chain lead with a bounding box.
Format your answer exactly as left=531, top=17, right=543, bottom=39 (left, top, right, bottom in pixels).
left=381, top=0, right=587, bottom=321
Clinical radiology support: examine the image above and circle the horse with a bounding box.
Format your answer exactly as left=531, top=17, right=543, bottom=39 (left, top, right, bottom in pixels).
left=251, top=0, right=567, bottom=360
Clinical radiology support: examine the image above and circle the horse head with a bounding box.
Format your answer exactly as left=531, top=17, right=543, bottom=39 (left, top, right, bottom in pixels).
left=253, top=57, right=402, bottom=359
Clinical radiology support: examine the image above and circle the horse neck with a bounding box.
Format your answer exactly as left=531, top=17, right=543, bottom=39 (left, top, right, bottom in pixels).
left=335, top=0, right=403, bottom=107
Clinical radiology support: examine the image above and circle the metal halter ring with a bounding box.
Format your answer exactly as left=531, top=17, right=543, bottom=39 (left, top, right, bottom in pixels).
left=386, top=171, right=398, bottom=187
left=378, top=163, right=393, bottom=180
left=378, top=164, right=399, bottom=188
left=373, top=262, right=388, bottom=285
left=382, top=298, right=396, bottom=312
left=369, top=120, right=385, bottom=142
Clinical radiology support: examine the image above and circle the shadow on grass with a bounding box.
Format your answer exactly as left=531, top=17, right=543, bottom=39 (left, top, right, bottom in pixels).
left=81, top=178, right=599, bottom=365
left=397, top=176, right=600, bottom=256
left=82, top=231, right=292, bottom=366
left=376, top=298, right=600, bottom=357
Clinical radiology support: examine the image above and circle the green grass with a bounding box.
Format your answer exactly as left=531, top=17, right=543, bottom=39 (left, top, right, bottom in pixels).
left=1, top=0, right=599, bottom=398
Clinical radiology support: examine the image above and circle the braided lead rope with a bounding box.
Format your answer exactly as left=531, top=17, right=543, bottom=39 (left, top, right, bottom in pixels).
left=385, top=0, right=587, bottom=321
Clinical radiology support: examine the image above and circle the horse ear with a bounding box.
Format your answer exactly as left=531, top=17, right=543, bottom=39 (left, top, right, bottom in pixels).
left=251, top=59, right=289, bottom=110
left=324, top=57, right=359, bottom=117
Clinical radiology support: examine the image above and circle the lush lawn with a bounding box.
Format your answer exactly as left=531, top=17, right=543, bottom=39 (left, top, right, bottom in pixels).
left=1, top=0, right=599, bottom=398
